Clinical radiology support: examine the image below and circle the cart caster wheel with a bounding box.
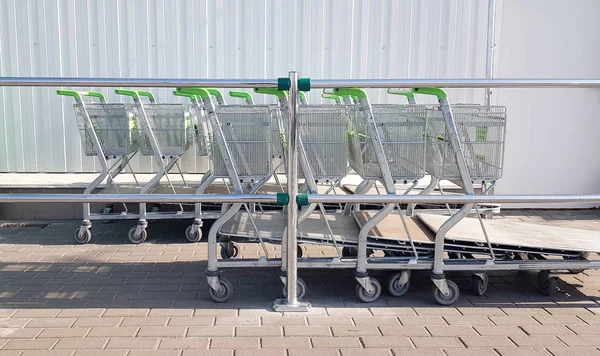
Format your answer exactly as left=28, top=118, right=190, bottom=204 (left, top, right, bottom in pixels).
left=568, top=269, right=585, bottom=274
left=185, top=225, right=202, bottom=243
left=74, top=228, right=92, bottom=244
left=472, top=273, right=489, bottom=296
left=209, top=278, right=233, bottom=303
left=282, top=277, right=307, bottom=299
left=297, top=245, right=303, bottom=258
left=356, top=278, right=381, bottom=303
left=220, top=243, right=240, bottom=259
left=537, top=271, right=557, bottom=296
left=342, top=247, right=356, bottom=257
left=387, top=272, right=410, bottom=297
left=433, top=280, right=460, bottom=306
left=128, top=226, right=147, bottom=244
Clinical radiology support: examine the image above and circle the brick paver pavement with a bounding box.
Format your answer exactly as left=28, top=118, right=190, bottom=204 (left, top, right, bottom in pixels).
left=0, top=210, right=599, bottom=355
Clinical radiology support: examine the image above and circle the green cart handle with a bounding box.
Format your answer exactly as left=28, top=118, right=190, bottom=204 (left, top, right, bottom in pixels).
left=253, top=88, right=288, bottom=100
left=411, top=87, right=447, bottom=100
left=299, top=92, right=307, bottom=101
left=229, top=90, right=253, bottom=103
left=334, top=88, right=368, bottom=100
left=321, top=93, right=342, bottom=104
left=387, top=89, right=415, bottom=99
left=176, top=87, right=212, bottom=99
left=172, top=89, right=198, bottom=100
left=115, top=89, right=156, bottom=100
left=206, top=88, right=224, bottom=99
left=137, top=90, right=155, bottom=100
left=56, top=90, right=105, bottom=101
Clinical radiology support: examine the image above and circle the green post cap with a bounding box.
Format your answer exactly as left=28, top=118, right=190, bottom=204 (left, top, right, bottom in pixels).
left=411, top=87, right=447, bottom=100
left=296, top=193, right=309, bottom=206
left=229, top=90, right=253, bottom=101
left=254, top=88, right=288, bottom=100
left=387, top=89, right=415, bottom=99
left=276, top=192, right=290, bottom=206
left=298, top=78, right=311, bottom=91
left=334, top=88, right=368, bottom=100
left=56, top=90, right=105, bottom=101
left=278, top=78, right=291, bottom=91
left=176, top=87, right=212, bottom=99
left=172, top=90, right=198, bottom=100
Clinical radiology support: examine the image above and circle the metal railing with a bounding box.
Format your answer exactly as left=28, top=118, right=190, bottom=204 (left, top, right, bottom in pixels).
left=2, top=74, right=600, bottom=311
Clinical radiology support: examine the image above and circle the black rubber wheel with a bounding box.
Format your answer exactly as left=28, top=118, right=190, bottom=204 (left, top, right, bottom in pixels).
left=387, top=272, right=410, bottom=297
left=209, top=278, right=233, bottom=303
left=537, top=271, right=557, bottom=296
left=356, top=278, right=382, bottom=303
left=127, top=226, right=147, bottom=244
left=342, top=247, right=357, bottom=257
left=220, top=244, right=240, bottom=259
left=282, top=277, right=307, bottom=299
left=185, top=225, right=202, bottom=243
left=472, top=273, right=489, bottom=296
left=73, top=228, right=92, bottom=244
left=433, top=280, right=460, bottom=306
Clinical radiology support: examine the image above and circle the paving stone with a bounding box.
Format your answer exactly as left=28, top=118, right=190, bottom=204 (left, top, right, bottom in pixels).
left=410, top=336, right=463, bottom=348
left=459, top=336, right=514, bottom=348
left=214, top=316, right=259, bottom=326
left=509, top=335, right=566, bottom=347
left=4, top=327, right=43, bottom=338
left=390, top=349, right=444, bottom=356
left=308, top=316, right=353, bottom=325
left=120, top=317, right=169, bottom=327
left=352, top=316, right=399, bottom=326
left=138, top=326, right=187, bottom=337
left=194, top=308, right=238, bottom=317
left=128, top=351, right=181, bottom=356
left=158, top=337, right=209, bottom=349
left=102, top=309, right=149, bottom=317
left=12, top=309, right=62, bottom=318
left=56, top=309, right=105, bottom=317
left=182, top=351, right=231, bottom=356
left=567, top=324, right=600, bottom=335
left=86, top=326, right=139, bottom=337
left=545, top=347, right=600, bottom=356
left=339, top=349, right=393, bottom=356
left=37, top=327, right=89, bottom=338
left=2, top=339, right=58, bottom=350
left=261, top=337, right=310, bottom=348
left=25, top=318, right=77, bottom=328
left=0, top=318, right=32, bottom=328
left=106, top=337, right=161, bottom=349
left=235, top=350, right=285, bottom=356
left=53, top=338, right=108, bottom=349
left=21, top=352, right=74, bottom=356
left=73, top=317, right=123, bottom=327
left=494, top=347, right=547, bottom=356
left=413, top=307, right=460, bottom=316
left=361, top=336, right=412, bottom=348
left=311, top=336, right=361, bottom=348
left=168, top=316, right=214, bottom=326
left=187, top=326, right=234, bottom=337
left=474, top=325, right=526, bottom=336
left=235, top=325, right=282, bottom=336
left=444, top=349, right=498, bottom=356
left=378, top=325, right=429, bottom=337
left=398, top=316, right=446, bottom=326
left=426, top=325, right=477, bottom=336
left=559, top=335, right=600, bottom=347
left=331, top=326, right=379, bottom=337
left=520, top=325, right=573, bottom=335
left=369, top=307, right=415, bottom=316
left=489, top=315, right=540, bottom=326
left=327, top=308, right=372, bottom=316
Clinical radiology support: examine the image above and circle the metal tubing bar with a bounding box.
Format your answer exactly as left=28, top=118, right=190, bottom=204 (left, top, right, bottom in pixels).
left=285, top=71, right=300, bottom=306
left=303, top=194, right=600, bottom=205
left=0, top=78, right=278, bottom=88
left=0, top=194, right=280, bottom=204
left=485, top=0, right=497, bottom=105
left=309, top=79, right=600, bottom=89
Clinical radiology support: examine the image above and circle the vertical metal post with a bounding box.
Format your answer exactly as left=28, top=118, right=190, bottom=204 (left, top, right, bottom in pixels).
left=485, top=0, right=497, bottom=106
left=273, top=71, right=310, bottom=312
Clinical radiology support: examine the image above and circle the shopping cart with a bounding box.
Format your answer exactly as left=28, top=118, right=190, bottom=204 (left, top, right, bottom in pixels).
left=57, top=90, right=139, bottom=244
left=115, top=89, right=195, bottom=243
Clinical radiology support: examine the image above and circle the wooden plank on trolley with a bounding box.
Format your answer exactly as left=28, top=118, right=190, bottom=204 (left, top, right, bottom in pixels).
left=353, top=211, right=435, bottom=243
left=219, top=212, right=359, bottom=240
left=418, top=214, right=600, bottom=253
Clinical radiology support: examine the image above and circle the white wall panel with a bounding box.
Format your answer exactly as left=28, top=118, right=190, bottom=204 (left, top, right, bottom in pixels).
left=1, top=0, right=490, bottom=177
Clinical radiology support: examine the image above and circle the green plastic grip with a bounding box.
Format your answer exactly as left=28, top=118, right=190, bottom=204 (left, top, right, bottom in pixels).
left=276, top=192, right=290, bottom=206
left=176, top=87, right=211, bottom=99
left=172, top=90, right=198, bottom=100
left=137, top=90, right=155, bottom=100
left=254, top=88, right=288, bottom=100
left=278, top=78, right=291, bottom=91
left=321, top=94, right=341, bottom=104
left=333, top=88, right=368, bottom=100
left=299, top=92, right=307, bottom=101
left=229, top=90, right=253, bottom=102
left=207, top=88, right=223, bottom=98
left=114, top=89, right=140, bottom=98
left=56, top=90, right=105, bottom=101
left=296, top=193, right=309, bottom=207
left=298, top=78, right=311, bottom=91
left=411, top=87, right=447, bottom=100
left=387, top=89, right=415, bottom=99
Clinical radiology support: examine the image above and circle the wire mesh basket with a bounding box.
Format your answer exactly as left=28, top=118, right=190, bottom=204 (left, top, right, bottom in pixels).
left=73, top=104, right=138, bottom=156
left=209, top=105, right=273, bottom=179
left=271, top=105, right=286, bottom=158
left=426, top=105, right=507, bottom=180
left=188, top=105, right=211, bottom=156
left=134, top=104, right=195, bottom=156
left=297, top=105, right=349, bottom=180
left=348, top=104, right=428, bottom=180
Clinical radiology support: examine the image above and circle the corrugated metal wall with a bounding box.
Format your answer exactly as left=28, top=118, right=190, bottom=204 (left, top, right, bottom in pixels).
left=0, top=0, right=489, bottom=173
